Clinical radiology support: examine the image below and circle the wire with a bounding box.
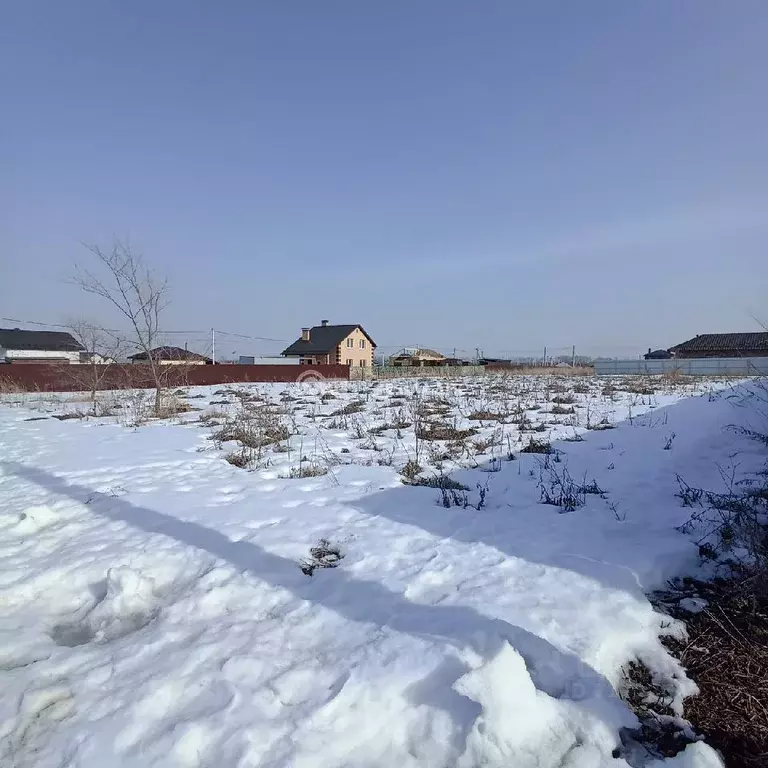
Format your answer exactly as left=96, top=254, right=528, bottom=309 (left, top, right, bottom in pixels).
left=214, top=329, right=293, bottom=343
left=2, top=317, right=610, bottom=360
left=1, top=317, right=206, bottom=335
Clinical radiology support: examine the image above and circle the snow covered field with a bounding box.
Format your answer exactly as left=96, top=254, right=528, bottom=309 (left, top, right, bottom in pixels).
left=0, top=373, right=760, bottom=768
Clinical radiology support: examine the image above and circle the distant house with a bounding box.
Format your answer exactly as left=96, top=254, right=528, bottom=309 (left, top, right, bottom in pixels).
left=0, top=328, right=84, bottom=364
left=644, top=348, right=673, bottom=360
left=389, top=347, right=446, bottom=367
left=478, top=357, right=512, bottom=367
left=281, top=321, right=376, bottom=368
left=444, top=357, right=473, bottom=367
left=128, top=346, right=212, bottom=365
left=79, top=352, right=117, bottom=365
left=668, top=333, right=768, bottom=359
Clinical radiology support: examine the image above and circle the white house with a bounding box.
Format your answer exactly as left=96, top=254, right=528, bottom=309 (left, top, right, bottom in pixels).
left=0, top=328, right=84, bottom=364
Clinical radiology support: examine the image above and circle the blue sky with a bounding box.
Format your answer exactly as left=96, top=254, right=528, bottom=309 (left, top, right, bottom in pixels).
left=2, top=2, right=767, bottom=359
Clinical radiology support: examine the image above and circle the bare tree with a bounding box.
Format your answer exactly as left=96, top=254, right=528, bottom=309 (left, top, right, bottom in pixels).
left=73, top=240, right=168, bottom=412
left=65, top=319, right=124, bottom=414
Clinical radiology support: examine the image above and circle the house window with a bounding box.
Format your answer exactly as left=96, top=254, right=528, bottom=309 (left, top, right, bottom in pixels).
left=359, top=359, right=366, bottom=367
left=346, top=338, right=354, bottom=348
left=346, top=358, right=352, bottom=366
left=359, top=339, right=365, bottom=349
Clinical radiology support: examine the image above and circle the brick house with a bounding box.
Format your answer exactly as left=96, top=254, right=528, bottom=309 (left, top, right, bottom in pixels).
left=281, top=321, right=376, bottom=368
left=668, top=332, right=768, bottom=359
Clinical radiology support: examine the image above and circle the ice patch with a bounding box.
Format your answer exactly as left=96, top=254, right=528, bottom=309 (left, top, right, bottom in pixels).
left=678, top=598, right=708, bottom=614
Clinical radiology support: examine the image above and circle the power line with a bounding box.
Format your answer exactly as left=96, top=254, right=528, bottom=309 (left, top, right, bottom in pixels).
left=214, top=329, right=292, bottom=343
left=1, top=317, right=206, bottom=335
left=3, top=317, right=628, bottom=359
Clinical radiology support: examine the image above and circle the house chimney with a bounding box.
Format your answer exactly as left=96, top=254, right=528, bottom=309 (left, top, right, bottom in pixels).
left=301, top=328, right=311, bottom=341
left=321, top=319, right=329, bottom=327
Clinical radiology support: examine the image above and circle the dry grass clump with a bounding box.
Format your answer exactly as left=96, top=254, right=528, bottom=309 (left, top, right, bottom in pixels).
left=0, top=376, right=25, bottom=395
left=285, top=462, right=328, bottom=479
left=587, top=417, right=616, bottom=431
left=405, top=474, right=469, bottom=491
left=212, top=407, right=290, bottom=448
left=620, top=378, right=656, bottom=395
left=662, top=368, right=692, bottom=385
left=154, top=398, right=198, bottom=419
left=52, top=411, right=87, bottom=421
left=467, top=409, right=507, bottom=422
left=300, top=538, right=344, bottom=576
left=198, top=408, right=227, bottom=426
left=416, top=422, right=478, bottom=441
left=224, top=446, right=253, bottom=469
left=520, top=438, right=553, bottom=454
left=400, top=459, right=422, bottom=480
left=618, top=660, right=690, bottom=760
left=331, top=400, right=365, bottom=416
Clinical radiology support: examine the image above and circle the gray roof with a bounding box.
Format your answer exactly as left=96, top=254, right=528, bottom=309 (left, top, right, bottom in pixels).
left=644, top=349, right=672, bottom=360
left=669, top=332, right=768, bottom=354
left=129, top=346, right=211, bottom=362
left=0, top=328, right=83, bottom=352
left=282, top=324, right=375, bottom=356
left=391, top=347, right=445, bottom=359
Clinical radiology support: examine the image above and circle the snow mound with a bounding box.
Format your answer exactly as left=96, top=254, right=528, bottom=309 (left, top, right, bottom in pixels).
left=14, top=505, right=60, bottom=534
left=51, top=566, right=159, bottom=646
left=456, top=642, right=587, bottom=767
left=648, top=741, right=725, bottom=767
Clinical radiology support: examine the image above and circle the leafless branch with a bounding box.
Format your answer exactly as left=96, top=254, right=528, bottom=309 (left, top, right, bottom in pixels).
left=73, top=240, right=169, bottom=411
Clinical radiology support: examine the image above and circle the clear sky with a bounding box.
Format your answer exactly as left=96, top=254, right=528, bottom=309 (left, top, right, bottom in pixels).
left=3, top=2, right=767, bottom=359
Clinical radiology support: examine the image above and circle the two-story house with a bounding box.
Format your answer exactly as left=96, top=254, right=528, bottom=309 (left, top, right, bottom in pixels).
left=281, top=321, right=376, bottom=368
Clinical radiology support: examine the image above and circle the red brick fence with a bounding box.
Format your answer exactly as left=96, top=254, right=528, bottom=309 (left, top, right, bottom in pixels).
left=0, top=364, right=351, bottom=392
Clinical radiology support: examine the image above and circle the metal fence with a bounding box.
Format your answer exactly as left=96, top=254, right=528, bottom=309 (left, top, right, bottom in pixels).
left=351, top=365, right=488, bottom=380
left=594, top=357, right=768, bottom=376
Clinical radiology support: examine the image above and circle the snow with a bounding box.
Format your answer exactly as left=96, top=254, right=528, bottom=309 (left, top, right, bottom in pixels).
left=678, top=598, right=708, bottom=614
left=1, top=374, right=756, bottom=767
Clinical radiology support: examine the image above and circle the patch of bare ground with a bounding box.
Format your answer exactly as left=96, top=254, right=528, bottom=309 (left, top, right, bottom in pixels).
left=653, top=573, right=768, bottom=768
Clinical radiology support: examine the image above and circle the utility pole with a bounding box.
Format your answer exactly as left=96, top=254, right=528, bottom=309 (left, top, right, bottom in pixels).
left=572, top=345, right=576, bottom=368
left=212, top=328, right=216, bottom=365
